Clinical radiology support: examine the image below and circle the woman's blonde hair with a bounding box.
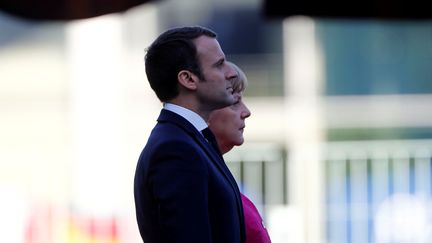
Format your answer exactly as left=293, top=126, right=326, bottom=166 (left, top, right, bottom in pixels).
left=228, top=62, right=248, bottom=93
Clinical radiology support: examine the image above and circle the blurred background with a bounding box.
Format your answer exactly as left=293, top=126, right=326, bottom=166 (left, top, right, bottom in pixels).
left=1, top=0, right=432, bottom=242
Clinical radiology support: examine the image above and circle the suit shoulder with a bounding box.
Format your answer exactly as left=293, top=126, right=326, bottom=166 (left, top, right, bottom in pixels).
left=141, top=122, right=204, bottom=158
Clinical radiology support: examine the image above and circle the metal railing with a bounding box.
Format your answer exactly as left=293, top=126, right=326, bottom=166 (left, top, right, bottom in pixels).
left=325, top=139, right=432, bottom=243
left=225, top=143, right=288, bottom=219
left=225, top=140, right=432, bottom=243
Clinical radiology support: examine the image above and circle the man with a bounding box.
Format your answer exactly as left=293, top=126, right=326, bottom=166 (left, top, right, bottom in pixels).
left=134, top=26, right=246, bottom=243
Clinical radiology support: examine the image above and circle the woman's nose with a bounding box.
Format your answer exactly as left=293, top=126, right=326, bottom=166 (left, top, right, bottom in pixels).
left=242, top=104, right=251, bottom=118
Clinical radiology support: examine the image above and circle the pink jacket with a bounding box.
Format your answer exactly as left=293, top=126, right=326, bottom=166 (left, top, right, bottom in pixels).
left=241, top=194, right=272, bottom=243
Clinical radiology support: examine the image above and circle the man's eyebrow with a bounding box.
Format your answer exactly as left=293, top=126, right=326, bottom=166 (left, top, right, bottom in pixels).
left=212, top=57, right=225, bottom=67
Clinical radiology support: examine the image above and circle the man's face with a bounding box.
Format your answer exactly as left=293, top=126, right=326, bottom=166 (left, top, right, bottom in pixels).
left=193, top=36, right=237, bottom=111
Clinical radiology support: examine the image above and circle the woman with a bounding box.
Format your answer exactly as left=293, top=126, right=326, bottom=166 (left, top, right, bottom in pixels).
left=208, top=62, right=272, bottom=243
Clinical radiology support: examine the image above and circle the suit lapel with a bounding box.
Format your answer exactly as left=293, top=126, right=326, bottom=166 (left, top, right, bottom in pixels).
left=195, top=131, right=240, bottom=191
left=192, top=129, right=246, bottom=237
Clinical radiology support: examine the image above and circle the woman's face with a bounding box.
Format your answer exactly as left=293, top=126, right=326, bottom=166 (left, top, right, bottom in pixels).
left=208, top=93, right=251, bottom=154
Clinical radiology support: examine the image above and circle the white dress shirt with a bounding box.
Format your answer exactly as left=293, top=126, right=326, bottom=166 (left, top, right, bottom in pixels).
left=163, top=103, right=208, bottom=134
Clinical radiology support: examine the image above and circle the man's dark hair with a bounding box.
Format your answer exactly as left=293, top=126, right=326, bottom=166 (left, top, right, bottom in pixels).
left=144, top=26, right=217, bottom=102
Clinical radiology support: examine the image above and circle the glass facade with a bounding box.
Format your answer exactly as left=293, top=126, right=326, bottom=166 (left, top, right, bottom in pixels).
left=317, top=20, right=432, bottom=95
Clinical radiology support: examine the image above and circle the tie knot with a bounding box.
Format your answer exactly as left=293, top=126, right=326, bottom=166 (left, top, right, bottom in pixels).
left=202, top=127, right=215, bottom=141
left=201, top=127, right=222, bottom=156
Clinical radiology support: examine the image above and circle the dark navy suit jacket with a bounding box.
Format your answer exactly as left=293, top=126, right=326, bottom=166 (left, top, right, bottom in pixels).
left=134, top=109, right=246, bottom=243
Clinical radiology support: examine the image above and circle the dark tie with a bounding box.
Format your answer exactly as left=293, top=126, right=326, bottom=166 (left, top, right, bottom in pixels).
left=201, top=127, right=222, bottom=157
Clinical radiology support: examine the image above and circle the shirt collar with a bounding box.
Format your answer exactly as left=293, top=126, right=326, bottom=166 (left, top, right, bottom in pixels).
left=163, top=103, right=208, bottom=132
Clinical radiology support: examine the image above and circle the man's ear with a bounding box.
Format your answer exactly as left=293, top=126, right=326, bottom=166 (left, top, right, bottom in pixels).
left=178, top=70, right=198, bottom=91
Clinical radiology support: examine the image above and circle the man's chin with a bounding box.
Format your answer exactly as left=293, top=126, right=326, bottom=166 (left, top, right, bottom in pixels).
left=221, top=98, right=235, bottom=107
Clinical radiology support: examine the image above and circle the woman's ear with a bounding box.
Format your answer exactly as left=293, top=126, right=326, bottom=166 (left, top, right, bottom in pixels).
left=178, top=70, right=198, bottom=91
